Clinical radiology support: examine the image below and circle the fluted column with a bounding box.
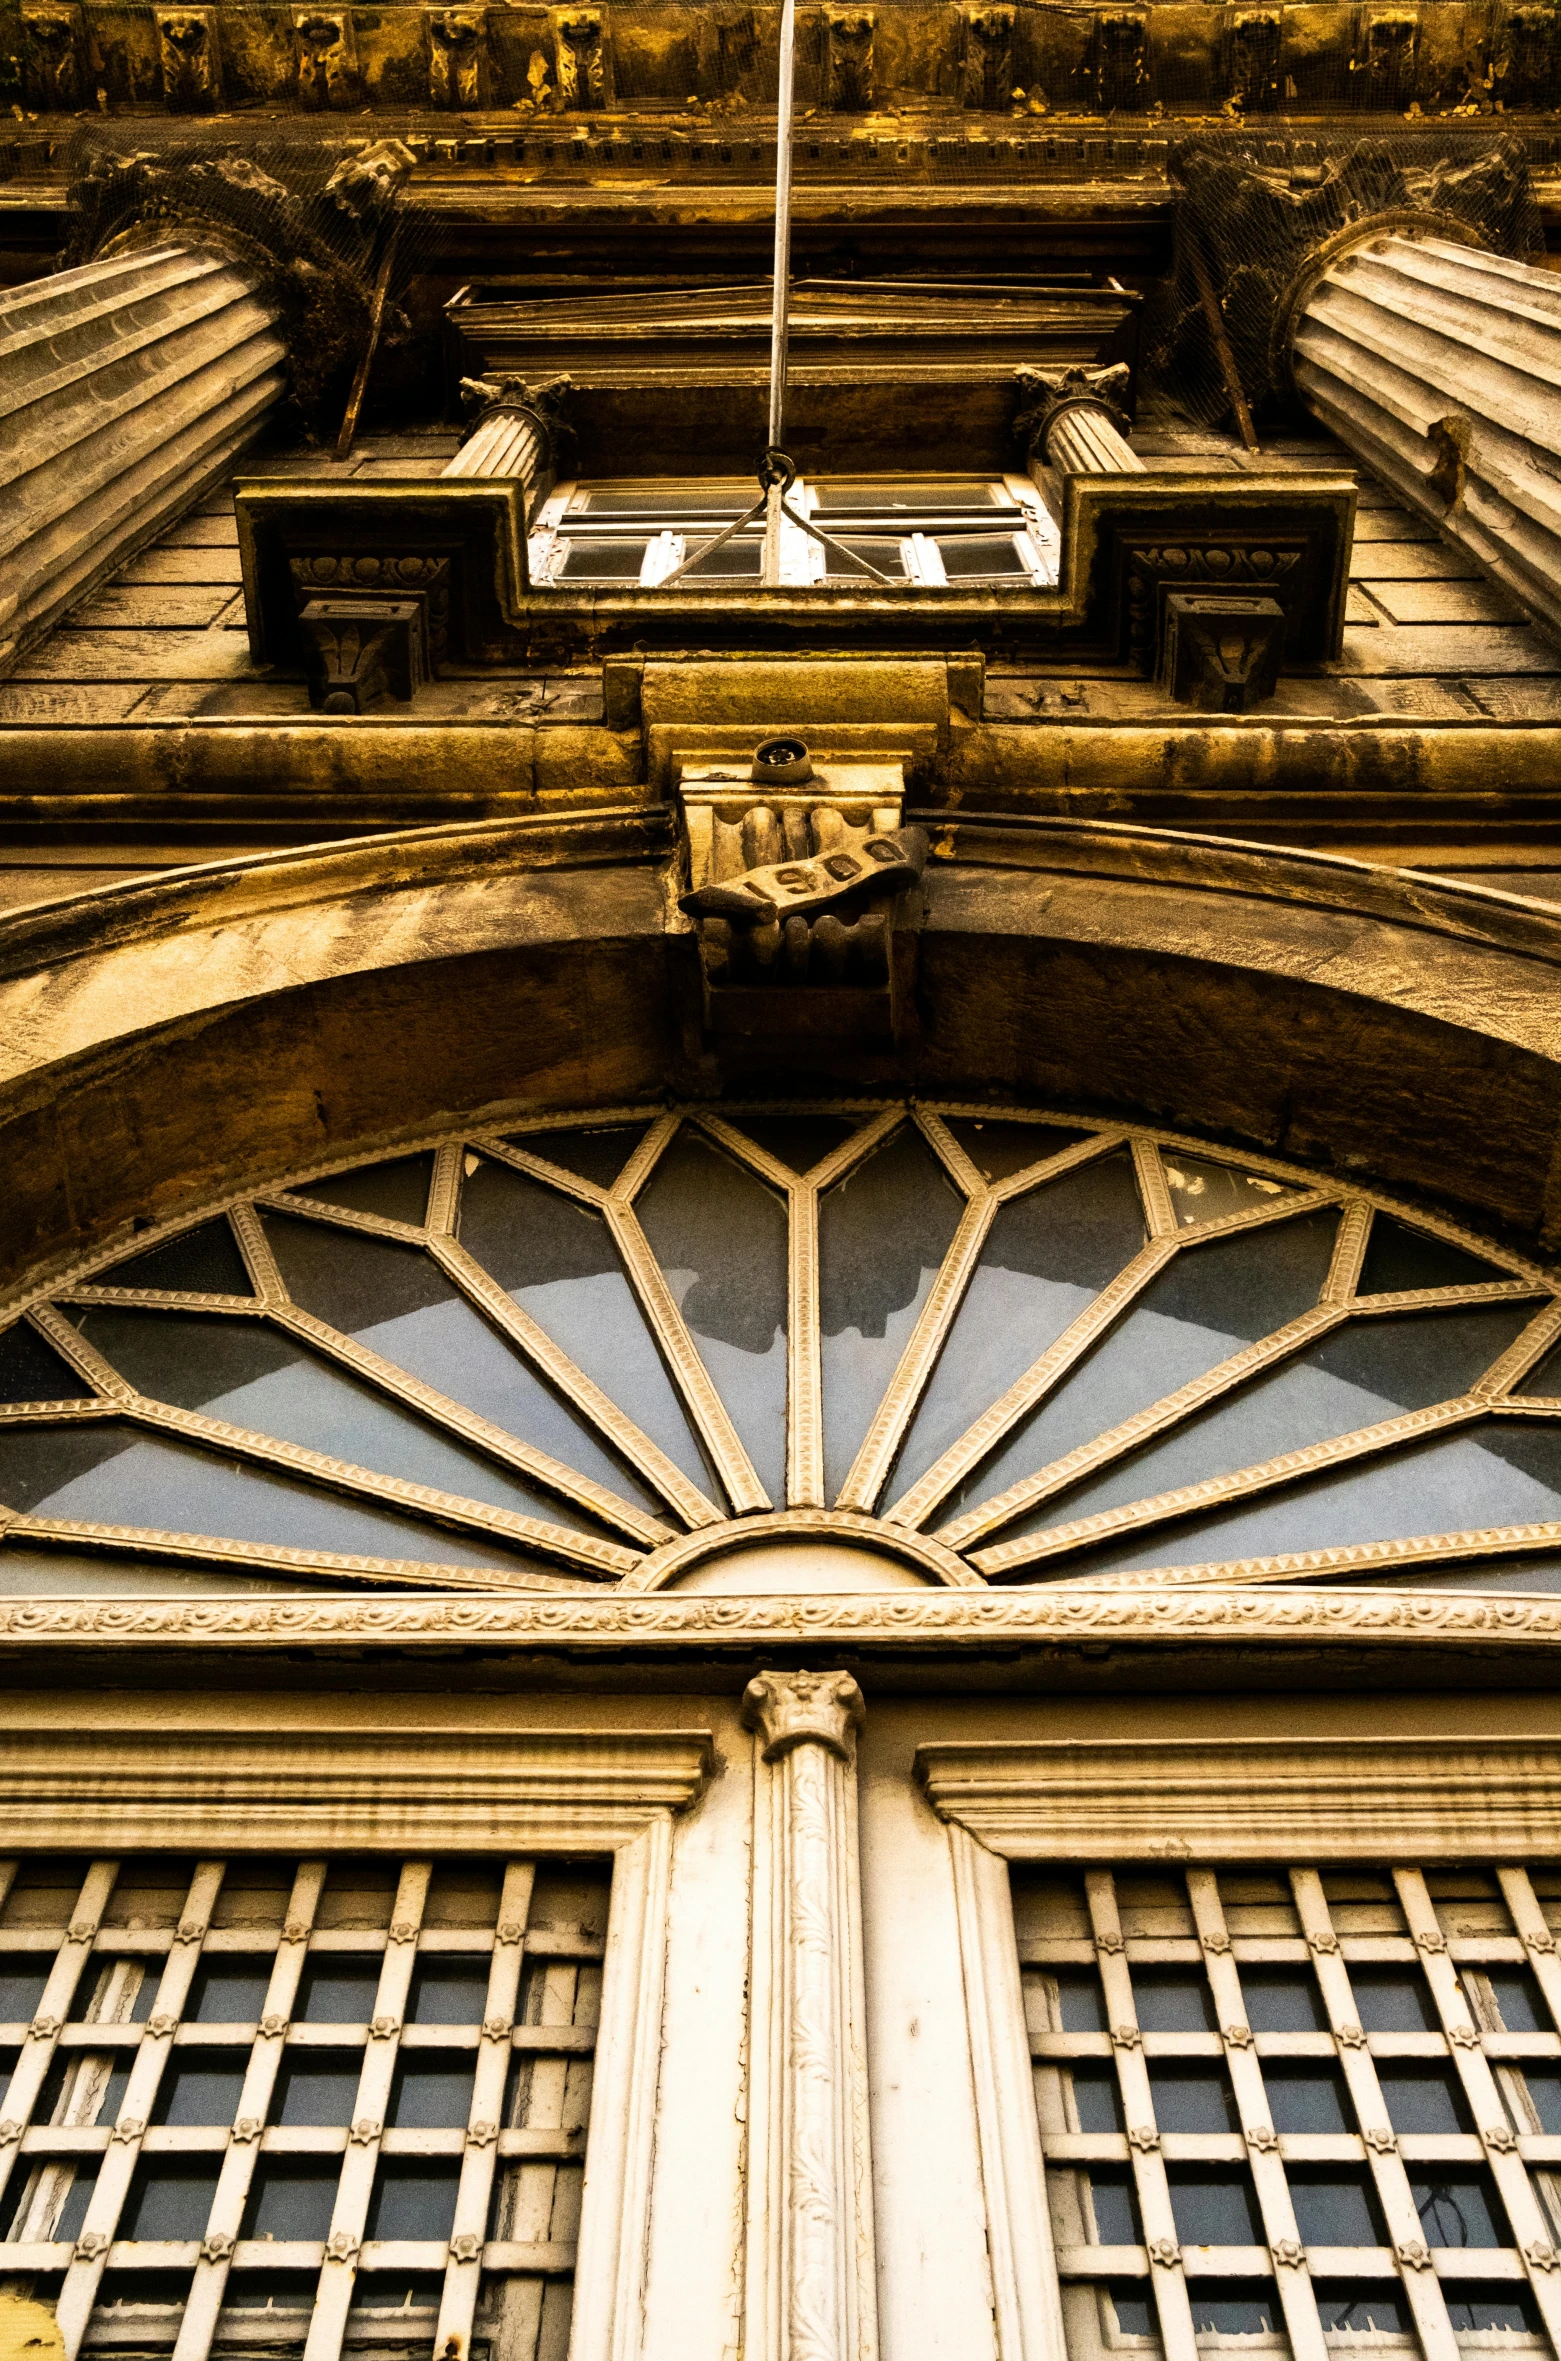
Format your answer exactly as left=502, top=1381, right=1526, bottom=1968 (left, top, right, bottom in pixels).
left=1015, top=361, right=1144, bottom=480
left=1290, top=230, right=1561, bottom=637
left=741, top=1669, right=878, bottom=2361
left=445, top=372, right=571, bottom=518
left=0, top=242, right=287, bottom=669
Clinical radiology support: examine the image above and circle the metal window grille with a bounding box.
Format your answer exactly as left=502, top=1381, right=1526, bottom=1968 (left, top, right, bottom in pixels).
left=1019, top=1864, right=1561, bottom=2361
left=0, top=1851, right=608, bottom=2361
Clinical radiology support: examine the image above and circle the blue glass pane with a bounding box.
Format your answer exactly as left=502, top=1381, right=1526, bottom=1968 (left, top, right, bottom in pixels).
left=1057, top=1415, right=1561, bottom=1578
left=890, top=1153, right=1146, bottom=1504
left=634, top=1132, right=787, bottom=1506
left=453, top=1162, right=719, bottom=1500
left=0, top=1421, right=552, bottom=1575
left=260, top=1213, right=660, bottom=1515
left=944, top=1211, right=1338, bottom=1528
left=0, top=1543, right=298, bottom=1595
left=68, top=1309, right=609, bottom=1540
left=1022, top=1302, right=1533, bottom=1539
left=820, top=1124, right=964, bottom=1502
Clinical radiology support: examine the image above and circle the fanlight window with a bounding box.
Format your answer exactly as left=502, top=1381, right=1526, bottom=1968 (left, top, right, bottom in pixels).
left=527, top=476, right=1060, bottom=587
left=1024, top=1859, right=1561, bottom=2361
left=4, top=1101, right=1561, bottom=1597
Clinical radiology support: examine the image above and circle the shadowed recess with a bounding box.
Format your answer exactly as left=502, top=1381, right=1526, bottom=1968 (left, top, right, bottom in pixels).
left=289, top=1153, right=435, bottom=1227
left=944, top=1117, right=1090, bottom=1183
left=723, top=1114, right=863, bottom=1174
left=0, top=1322, right=95, bottom=1405
left=506, top=1125, right=648, bottom=1190
left=1357, top=1212, right=1512, bottom=1295
left=95, top=1219, right=253, bottom=1298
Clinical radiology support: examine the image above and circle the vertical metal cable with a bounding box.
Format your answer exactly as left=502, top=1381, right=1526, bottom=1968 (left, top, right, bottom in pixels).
left=767, top=0, right=797, bottom=456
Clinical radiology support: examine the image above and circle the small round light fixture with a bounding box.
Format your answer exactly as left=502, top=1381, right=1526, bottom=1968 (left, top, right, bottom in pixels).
left=751, top=735, right=813, bottom=787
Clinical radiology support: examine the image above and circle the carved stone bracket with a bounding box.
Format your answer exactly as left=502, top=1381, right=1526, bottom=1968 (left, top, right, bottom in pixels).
left=742, top=1670, right=878, bottom=2361
left=298, top=594, right=429, bottom=713
left=156, top=7, right=222, bottom=110
left=549, top=5, right=611, bottom=107
left=427, top=5, right=488, bottom=106
left=21, top=4, right=81, bottom=109
left=825, top=7, right=875, bottom=108
left=960, top=2, right=1014, bottom=107
left=294, top=7, right=358, bottom=107
left=676, top=753, right=925, bottom=1043
left=1161, top=589, right=1285, bottom=713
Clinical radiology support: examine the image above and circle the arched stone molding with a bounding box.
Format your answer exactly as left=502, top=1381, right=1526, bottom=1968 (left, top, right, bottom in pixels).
left=7, top=811, right=1561, bottom=1295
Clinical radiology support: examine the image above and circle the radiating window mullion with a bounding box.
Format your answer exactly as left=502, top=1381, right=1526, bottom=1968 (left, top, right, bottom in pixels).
left=0, top=1860, right=118, bottom=2237
left=434, top=1859, right=536, bottom=2361
left=909, top=1236, right=1178, bottom=1545
left=1393, top=1866, right=1561, bottom=2333
left=1184, top=1870, right=1329, bottom=2361
left=1288, top=1868, right=1462, bottom=2361
left=428, top=1234, right=722, bottom=1534
left=836, top=1121, right=996, bottom=1514
left=1083, top=1870, right=1200, bottom=2361
left=787, top=1174, right=824, bottom=1509
left=171, top=1858, right=327, bottom=2361
left=303, top=1859, right=431, bottom=2361
left=55, top=1858, right=225, bottom=2358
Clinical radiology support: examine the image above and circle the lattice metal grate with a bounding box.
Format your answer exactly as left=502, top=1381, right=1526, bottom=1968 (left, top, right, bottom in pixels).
left=1020, top=1863, right=1561, bottom=2361
left=0, top=1852, right=608, bottom=2361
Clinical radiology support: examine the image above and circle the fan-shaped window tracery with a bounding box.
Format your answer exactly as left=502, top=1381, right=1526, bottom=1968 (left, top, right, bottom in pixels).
left=4, top=1102, right=1560, bottom=1598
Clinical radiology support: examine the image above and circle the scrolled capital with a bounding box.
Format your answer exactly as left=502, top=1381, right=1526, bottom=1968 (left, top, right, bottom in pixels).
left=742, top=1668, right=865, bottom=1763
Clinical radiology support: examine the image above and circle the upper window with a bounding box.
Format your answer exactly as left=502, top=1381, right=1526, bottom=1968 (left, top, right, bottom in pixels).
left=2, top=1103, right=1560, bottom=1601
left=527, top=475, right=1060, bottom=588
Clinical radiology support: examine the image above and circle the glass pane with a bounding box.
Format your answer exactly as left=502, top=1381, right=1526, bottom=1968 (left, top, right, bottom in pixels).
left=684, top=536, right=763, bottom=578
left=1358, top=1212, right=1511, bottom=1295
left=67, top=1308, right=609, bottom=1539
left=1130, top=1970, right=1215, bottom=2033
left=556, top=540, right=649, bottom=581
left=1377, top=2066, right=1472, bottom=2134
left=1068, top=1414, right=1561, bottom=1577
left=120, top=2163, right=219, bottom=2240
left=243, top=2161, right=340, bottom=2241
left=366, top=2164, right=459, bottom=2242
left=1069, top=2065, right=1123, bottom=2131
left=1513, top=2067, right=1561, bottom=2132
left=1315, top=2288, right=1409, bottom=2333
left=1053, top=1971, right=1107, bottom=2032
left=0, top=1324, right=95, bottom=1405
left=0, top=1543, right=294, bottom=1597
left=290, top=1154, right=434, bottom=1226
left=407, top=1959, right=489, bottom=2024
left=1160, top=1151, right=1303, bottom=1228
left=819, top=1123, right=964, bottom=1501
left=508, top=1125, right=646, bottom=1190
left=1086, top=2171, right=1141, bottom=2244
left=823, top=538, right=907, bottom=580
left=261, top=1213, right=660, bottom=1514
left=1445, top=2289, right=1543, bottom=2333
left=1480, top=1966, right=1549, bottom=2031
left=1147, top=2067, right=1238, bottom=2133
left=273, top=2056, right=362, bottom=2125
left=0, top=1420, right=549, bottom=1576
left=97, top=1219, right=252, bottom=1297
left=1285, top=2170, right=1387, bottom=2246
left=296, top=1960, right=380, bottom=2022
left=455, top=1158, right=719, bottom=1498
left=934, top=534, right=1028, bottom=578
left=1410, top=2170, right=1504, bottom=2246
left=573, top=483, right=751, bottom=515
left=813, top=479, right=1007, bottom=511
left=1165, top=2170, right=1263, bottom=2247
left=1029, top=1300, right=1533, bottom=1536
left=389, top=2061, right=476, bottom=2127
left=188, top=1964, right=271, bottom=2023
left=1238, top=1969, right=1326, bottom=2032
left=891, top=1152, right=1147, bottom=1504
left=950, top=1210, right=1338, bottom=1530
left=0, top=1962, right=48, bottom=2017
left=1350, top=1969, right=1436, bottom=2031
left=944, top=1117, right=1090, bottom=1183
left=1264, top=2065, right=1349, bottom=2132
left=1188, top=2286, right=1277, bottom=2334
left=634, top=1132, right=787, bottom=1506
left=154, top=2061, right=247, bottom=2126
left=723, top=1116, right=861, bottom=1175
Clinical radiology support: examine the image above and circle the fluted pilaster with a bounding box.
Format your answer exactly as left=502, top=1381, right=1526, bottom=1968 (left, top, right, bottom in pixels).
left=742, top=1669, right=878, bottom=2361
left=1014, top=361, right=1143, bottom=481
left=1291, top=231, right=1561, bottom=639
left=0, top=242, right=287, bottom=669
left=445, top=373, right=572, bottom=517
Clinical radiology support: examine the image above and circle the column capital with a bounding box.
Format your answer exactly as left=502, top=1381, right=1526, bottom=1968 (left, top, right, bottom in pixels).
left=63, top=137, right=413, bottom=424
left=1013, top=362, right=1132, bottom=463
left=1162, top=133, right=1540, bottom=417
left=742, top=1668, right=865, bottom=1763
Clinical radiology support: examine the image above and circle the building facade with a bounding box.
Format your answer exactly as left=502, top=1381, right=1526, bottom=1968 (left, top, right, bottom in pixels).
left=6, top=19, right=1561, bottom=2361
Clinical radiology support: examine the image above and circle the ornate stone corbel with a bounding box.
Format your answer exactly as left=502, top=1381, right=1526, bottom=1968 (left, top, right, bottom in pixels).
left=1225, top=5, right=1281, bottom=109
left=156, top=8, right=222, bottom=110
left=21, top=3, right=82, bottom=108
left=428, top=7, right=488, bottom=107
left=676, top=746, right=927, bottom=1038
left=825, top=8, right=875, bottom=108
left=1160, top=590, right=1285, bottom=712
left=1090, top=9, right=1147, bottom=110
left=300, top=595, right=430, bottom=714
left=741, top=1671, right=877, bottom=2361
left=295, top=8, right=358, bottom=107
left=960, top=3, right=1014, bottom=108
left=549, top=7, right=611, bottom=108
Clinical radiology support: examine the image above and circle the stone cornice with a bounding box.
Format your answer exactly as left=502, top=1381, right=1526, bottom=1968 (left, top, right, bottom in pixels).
left=0, top=1585, right=1557, bottom=1656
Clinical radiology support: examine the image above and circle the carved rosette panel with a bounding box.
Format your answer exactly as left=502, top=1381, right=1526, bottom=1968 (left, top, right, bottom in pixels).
left=743, top=1671, right=878, bottom=2361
